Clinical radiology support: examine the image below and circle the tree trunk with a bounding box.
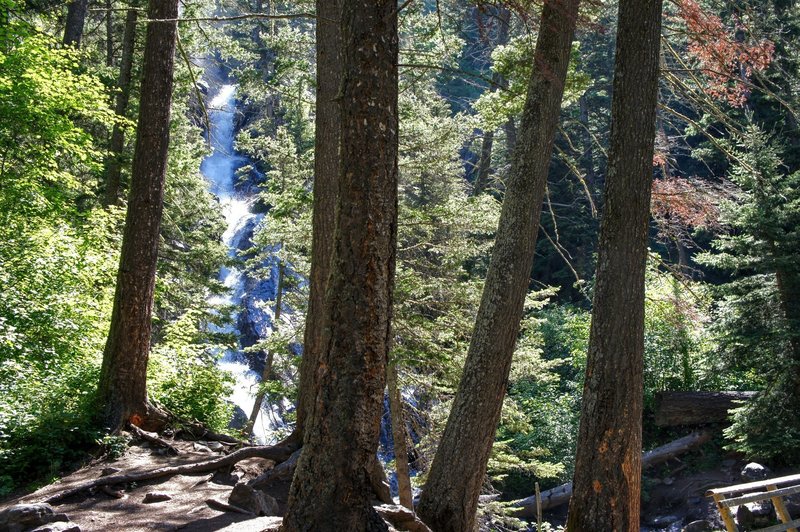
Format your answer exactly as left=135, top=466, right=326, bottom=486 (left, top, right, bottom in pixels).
left=105, top=0, right=114, bottom=67
left=63, top=0, right=88, bottom=47
left=97, top=0, right=179, bottom=432
left=654, top=391, right=756, bottom=427
left=281, top=0, right=398, bottom=530
left=415, top=1, right=581, bottom=531
left=472, top=7, right=511, bottom=196
left=387, top=358, right=413, bottom=510
left=104, top=7, right=138, bottom=207
left=293, top=0, right=342, bottom=442
left=566, top=0, right=662, bottom=529
left=246, top=261, right=284, bottom=437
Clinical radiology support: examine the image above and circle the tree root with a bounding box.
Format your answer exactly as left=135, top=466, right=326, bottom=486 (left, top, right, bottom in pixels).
left=128, top=424, right=180, bottom=455
left=43, top=443, right=298, bottom=505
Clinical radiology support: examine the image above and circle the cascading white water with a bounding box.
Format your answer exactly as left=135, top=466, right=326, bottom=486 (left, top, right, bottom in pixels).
left=201, top=84, right=279, bottom=444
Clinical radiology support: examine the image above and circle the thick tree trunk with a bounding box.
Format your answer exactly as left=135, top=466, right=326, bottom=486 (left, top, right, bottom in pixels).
left=387, top=359, right=413, bottom=510
left=281, top=0, right=399, bottom=530
left=97, top=0, right=179, bottom=432
left=246, top=261, right=284, bottom=437
left=566, top=0, right=663, bottom=530
left=63, top=0, right=88, bottom=47
left=104, top=7, right=138, bottom=206
left=415, top=2, right=581, bottom=531
left=293, top=0, right=342, bottom=441
left=654, top=391, right=756, bottom=426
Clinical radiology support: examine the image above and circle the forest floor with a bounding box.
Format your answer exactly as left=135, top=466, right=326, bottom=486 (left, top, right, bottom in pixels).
left=3, top=436, right=800, bottom=531
left=4, top=439, right=286, bottom=531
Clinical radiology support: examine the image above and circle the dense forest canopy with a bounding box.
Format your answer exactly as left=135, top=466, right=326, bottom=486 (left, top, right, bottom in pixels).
left=1, top=0, right=799, bottom=530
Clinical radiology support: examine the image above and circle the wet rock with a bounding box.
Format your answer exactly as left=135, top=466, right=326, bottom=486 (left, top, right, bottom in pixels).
left=741, top=462, right=771, bottom=481
left=0, top=503, right=67, bottom=532
left=682, top=520, right=712, bottom=532
left=143, top=492, right=172, bottom=503
left=30, top=523, right=81, bottom=532
left=228, top=482, right=279, bottom=516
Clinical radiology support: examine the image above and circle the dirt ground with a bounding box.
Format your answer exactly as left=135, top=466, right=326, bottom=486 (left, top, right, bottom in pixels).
left=4, top=440, right=286, bottom=532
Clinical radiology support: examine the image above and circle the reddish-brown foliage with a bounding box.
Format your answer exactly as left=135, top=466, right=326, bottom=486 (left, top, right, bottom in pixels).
left=651, top=175, right=725, bottom=240
left=676, top=0, right=774, bottom=106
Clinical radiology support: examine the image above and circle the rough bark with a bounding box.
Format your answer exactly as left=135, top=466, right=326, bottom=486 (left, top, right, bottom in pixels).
left=293, top=0, right=342, bottom=441
left=97, top=0, right=179, bottom=432
left=281, top=0, right=398, bottom=530
left=63, top=0, right=88, bottom=47
left=104, top=7, right=138, bottom=207
left=246, top=261, right=284, bottom=437
left=566, top=0, right=663, bottom=530
left=387, top=359, right=413, bottom=509
left=415, top=2, right=581, bottom=531
left=511, top=431, right=713, bottom=517
left=654, top=391, right=756, bottom=427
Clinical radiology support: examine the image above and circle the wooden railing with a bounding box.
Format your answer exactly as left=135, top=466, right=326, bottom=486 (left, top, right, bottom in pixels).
left=707, top=473, right=800, bottom=532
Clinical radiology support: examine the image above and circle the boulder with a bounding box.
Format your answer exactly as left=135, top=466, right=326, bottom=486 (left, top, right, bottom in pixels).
left=736, top=500, right=775, bottom=529
left=228, top=482, right=279, bottom=516
left=0, top=504, right=68, bottom=532
left=741, top=462, right=771, bottom=481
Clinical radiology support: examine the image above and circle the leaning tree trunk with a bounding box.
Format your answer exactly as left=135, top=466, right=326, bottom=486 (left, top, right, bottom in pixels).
left=416, top=1, right=581, bottom=531
left=63, top=0, right=88, bottom=47
left=281, top=0, right=399, bottom=530
left=104, top=7, right=138, bottom=206
left=566, top=0, right=663, bottom=529
left=97, top=0, right=179, bottom=432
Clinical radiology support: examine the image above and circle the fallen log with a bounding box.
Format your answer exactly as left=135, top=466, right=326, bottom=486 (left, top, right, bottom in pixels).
left=655, top=391, right=756, bottom=427
left=43, top=443, right=297, bottom=504
left=508, top=430, right=713, bottom=518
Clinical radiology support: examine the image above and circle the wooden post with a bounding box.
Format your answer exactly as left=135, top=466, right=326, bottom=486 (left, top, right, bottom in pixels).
left=712, top=493, right=737, bottom=532
left=535, top=482, right=542, bottom=532
left=769, top=484, right=798, bottom=532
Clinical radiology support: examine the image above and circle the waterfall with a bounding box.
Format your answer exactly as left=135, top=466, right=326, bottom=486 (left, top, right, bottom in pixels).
left=201, top=83, right=282, bottom=445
